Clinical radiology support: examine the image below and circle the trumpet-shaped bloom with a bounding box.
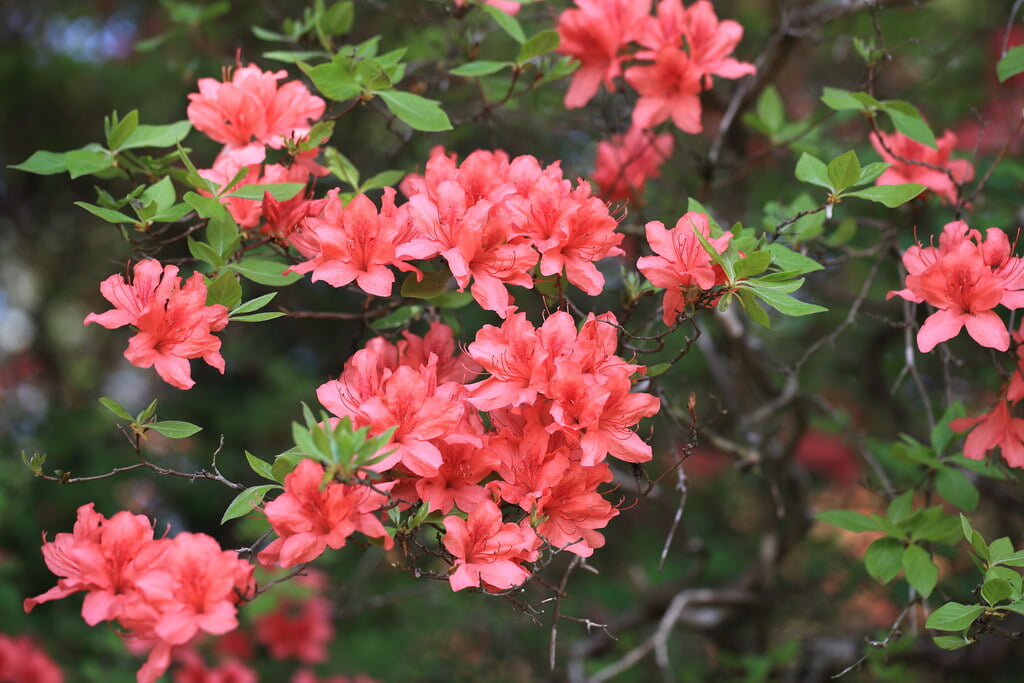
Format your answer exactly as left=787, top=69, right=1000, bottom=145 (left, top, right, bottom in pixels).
left=259, top=459, right=393, bottom=568
left=637, top=211, right=732, bottom=324
left=888, top=221, right=1024, bottom=352
left=625, top=47, right=704, bottom=132
left=443, top=499, right=541, bottom=592
left=187, top=65, right=325, bottom=161
left=871, top=130, right=974, bottom=205
left=85, top=260, right=229, bottom=390
left=951, top=400, right=1024, bottom=468
left=593, top=126, right=674, bottom=203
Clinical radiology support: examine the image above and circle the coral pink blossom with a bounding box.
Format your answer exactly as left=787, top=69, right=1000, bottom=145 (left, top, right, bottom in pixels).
left=172, top=650, right=257, bottom=683
left=681, top=0, right=756, bottom=87
left=187, top=65, right=325, bottom=163
left=288, top=188, right=432, bottom=297
left=951, top=400, right=1024, bottom=468
left=871, top=129, right=974, bottom=205
left=625, top=47, right=704, bottom=132
left=253, top=594, right=333, bottom=663
left=887, top=221, right=1024, bottom=352
left=556, top=0, right=652, bottom=108
left=637, top=211, right=732, bottom=325
left=0, top=633, right=63, bottom=683
left=259, top=459, right=393, bottom=567
left=24, top=503, right=160, bottom=625
left=593, top=126, right=674, bottom=203
left=85, top=260, right=229, bottom=390
left=443, top=499, right=541, bottom=592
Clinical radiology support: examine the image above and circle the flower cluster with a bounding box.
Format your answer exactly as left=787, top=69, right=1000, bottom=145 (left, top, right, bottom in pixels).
left=558, top=0, right=754, bottom=201
left=871, top=129, right=974, bottom=205
left=24, top=504, right=255, bottom=683
left=257, top=316, right=658, bottom=589
left=85, top=259, right=229, bottom=390
left=888, top=220, right=1024, bottom=353
left=292, top=147, right=626, bottom=315
left=637, top=210, right=733, bottom=324
left=188, top=64, right=330, bottom=245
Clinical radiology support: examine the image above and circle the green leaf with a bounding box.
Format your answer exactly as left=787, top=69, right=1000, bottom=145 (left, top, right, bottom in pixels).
left=225, top=183, right=305, bottom=201
left=231, top=292, right=277, bottom=316
left=400, top=269, right=452, bottom=298
left=264, top=50, right=329, bottom=64
left=736, top=288, right=771, bottom=328
left=989, top=537, right=1015, bottom=565
left=324, top=146, right=360, bottom=188
left=743, top=278, right=827, bottom=317
left=205, top=272, right=242, bottom=310
left=733, top=251, right=772, bottom=279
left=99, top=397, right=134, bottom=421
left=517, top=30, right=560, bottom=63
left=450, top=60, right=512, bottom=77
left=147, top=420, right=202, bottom=439
left=120, top=121, right=192, bottom=150
left=982, top=577, right=1013, bottom=606
left=9, top=150, right=69, bottom=175
left=935, top=467, right=978, bottom=512
left=827, top=150, right=861, bottom=192
left=902, top=544, right=938, bottom=597
left=66, top=149, right=113, bottom=179
left=432, top=291, right=475, bottom=309
left=188, top=237, right=224, bottom=268
left=925, top=602, right=985, bottom=631
left=306, top=58, right=363, bottom=101
left=221, top=484, right=280, bottom=524
left=857, top=161, right=890, bottom=185
left=74, top=202, right=135, bottom=224
left=755, top=85, right=785, bottom=133
left=795, top=153, right=831, bottom=190
left=932, top=401, right=967, bottom=454
left=226, top=259, right=303, bottom=286
left=373, top=305, right=421, bottom=329
left=821, top=87, right=873, bottom=111
left=882, top=101, right=936, bottom=149
left=375, top=90, right=453, bottom=132
left=844, top=184, right=925, bottom=208
left=321, top=0, right=354, bottom=35
left=887, top=491, right=916, bottom=525
left=1005, top=601, right=1024, bottom=616
left=644, top=362, right=673, bottom=377
left=996, top=550, right=1024, bottom=568
left=816, top=509, right=881, bottom=533
left=245, top=451, right=276, bottom=481
left=482, top=4, right=526, bottom=43
left=766, top=243, right=824, bottom=273
left=107, top=110, right=139, bottom=150
left=359, top=169, right=405, bottom=193
left=229, top=312, right=285, bottom=322
left=932, top=635, right=972, bottom=650
left=142, top=176, right=176, bottom=211
left=997, top=45, right=1024, bottom=82
left=865, top=537, right=904, bottom=583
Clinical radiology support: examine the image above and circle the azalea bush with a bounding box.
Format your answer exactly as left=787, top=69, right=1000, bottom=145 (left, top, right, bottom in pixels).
left=5, top=0, right=1024, bottom=681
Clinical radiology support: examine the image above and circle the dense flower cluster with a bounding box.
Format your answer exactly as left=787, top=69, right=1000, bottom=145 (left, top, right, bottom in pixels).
left=256, top=316, right=658, bottom=587
left=85, top=259, right=229, bottom=390
left=0, top=632, right=63, bottom=683
left=558, top=0, right=754, bottom=202
left=24, top=504, right=255, bottom=683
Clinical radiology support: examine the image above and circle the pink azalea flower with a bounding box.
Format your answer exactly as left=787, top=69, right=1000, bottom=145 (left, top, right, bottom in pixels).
left=871, top=129, right=974, bottom=205
left=0, top=633, right=63, bottom=683
left=951, top=400, right=1024, bottom=468
left=85, top=260, right=229, bottom=390
left=636, top=211, right=732, bottom=325
left=259, top=459, right=393, bottom=568
left=289, top=188, right=431, bottom=297
left=187, top=64, right=325, bottom=163
left=443, top=499, right=541, bottom=592
left=682, top=0, right=757, bottom=88
left=625, top=47, right=704, bottom=132
left=253, top=594, right=333, bottom=663
left=887, top=221, right=1024, bottom=352
left=557, top=0, right=653, bottom=108
left=593, top=126, right=674, bottom=203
